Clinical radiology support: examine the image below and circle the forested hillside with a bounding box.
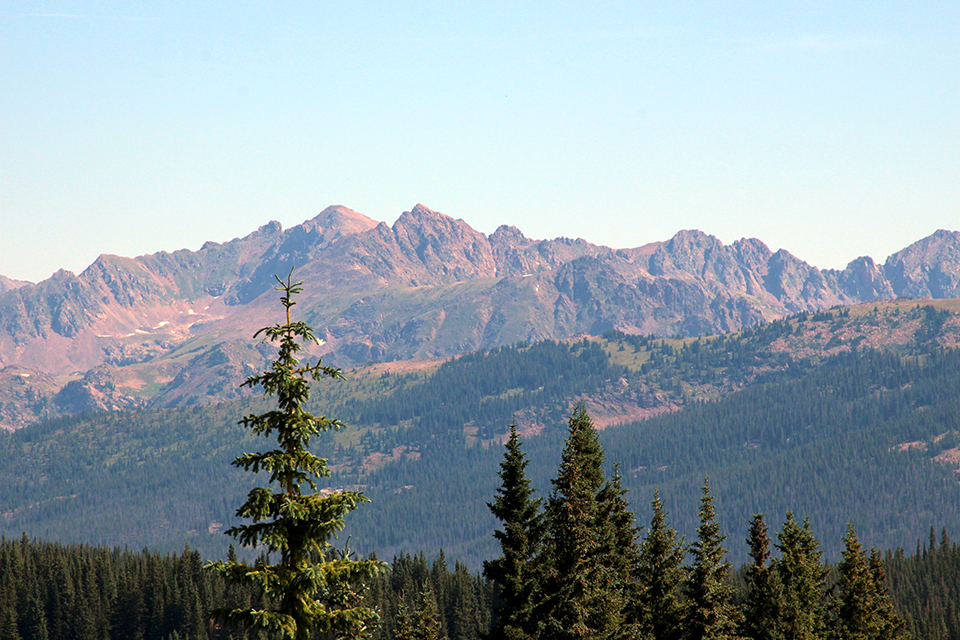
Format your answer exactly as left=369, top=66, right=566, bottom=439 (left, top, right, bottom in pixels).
left=347, top=345, right=960, bottom=565
left=2, top=303, right=960, bottom=568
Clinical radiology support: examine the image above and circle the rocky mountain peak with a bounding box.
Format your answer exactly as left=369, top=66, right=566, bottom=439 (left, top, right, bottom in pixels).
left=301, top=205, right=379, bottom=238
left=830, top=256, right=894, bottom=301
left=884, top=229, right=960, bottom=298
left=489, top=224, right=530, bottom=245
left=1, top=203, right=959, bottom=431
left=730, top=238, right=773, bottom=269
left=647, top=229, right=726, bottom=277
left=251, top=220, right=284, bottom=238
left=388, top=205, right=497, bottom=282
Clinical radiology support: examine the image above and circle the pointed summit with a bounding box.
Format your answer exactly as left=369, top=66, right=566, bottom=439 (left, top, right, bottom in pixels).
left=302, top=205, right=378, bottom=238
left=375, top=204, right=497, bottom=282
left=884, top=230, right=960, bottom=298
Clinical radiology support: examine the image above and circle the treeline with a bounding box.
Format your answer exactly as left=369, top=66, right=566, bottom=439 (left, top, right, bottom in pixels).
left=601, top=347, right=960, bottom=560
left=5, top=344, right=960, bottom=570
left=604, top=301, right=952, bottom=396
left=364, top=551, right=494, bottom=640
left=888, top=529, right=960, bottom=640
left=0, top=534, right=494, bottom=640
left=346, top=347, right=960, bottom=566
left=0, top=403, right=266, bottom=560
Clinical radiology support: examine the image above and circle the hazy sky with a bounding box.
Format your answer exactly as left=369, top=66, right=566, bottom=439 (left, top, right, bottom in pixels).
left=2, top=1, right=958, bottom=283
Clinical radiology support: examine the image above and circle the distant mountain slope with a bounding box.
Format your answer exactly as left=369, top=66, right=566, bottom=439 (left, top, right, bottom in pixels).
left=3, top=303, right=960, bottom=567
left=0, top=203, right=957, bottom=429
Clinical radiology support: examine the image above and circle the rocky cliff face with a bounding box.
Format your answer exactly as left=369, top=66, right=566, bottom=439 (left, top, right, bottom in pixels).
left=0, top=204, right=957, bottom=429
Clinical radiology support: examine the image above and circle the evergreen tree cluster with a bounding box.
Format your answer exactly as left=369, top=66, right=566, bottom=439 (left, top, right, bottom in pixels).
left=0, top=535, right=263, bottom=640
left=0, top=535, right=493, bottom=640
left=886, top=528, right=960, bottom=640
left=485, top=407, right=911, bottom=640
left=362, top=551, right=494, bottom=640
left=4, top=524, right=956, bottom=640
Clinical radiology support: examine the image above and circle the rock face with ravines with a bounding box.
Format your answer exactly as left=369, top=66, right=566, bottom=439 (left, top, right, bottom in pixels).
left=0, top=203, right=958, bottom=429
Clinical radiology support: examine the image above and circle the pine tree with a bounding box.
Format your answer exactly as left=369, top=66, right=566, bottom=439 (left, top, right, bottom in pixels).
left=829, top=523, right=878, bottom=640
left=595, top=464, right=641, bottom=639
left=741, top=514, right=782, bottom=640
left=208, top=271, right=384, bottom=640
left=540, top=405, right=614, bottom=639
left=775, top=513, right=826, bottom=640
left=483, top=424, right=544, bottom=640
left=597, top=464, right=642, bottom=639
left=634, top=489, right=686, bottom=640
left=21, top=588, right=49, bottom=640
left=449, top=562, right=482, bottom=640
left=597, top=464, right=640, bottom=587
left=685, top=479, right=740, bottom=640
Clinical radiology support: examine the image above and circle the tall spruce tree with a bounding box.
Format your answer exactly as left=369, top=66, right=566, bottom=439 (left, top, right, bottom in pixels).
left=776, top=513, right=827, bottom=640
left=829, top=524, right=909, bottom=640
left=208, top=272, right=383, bottom=640
left=484, top=424, right=544, bottom=640
left=741, top=514, right=783, bottom=640
left=685, top=479, right=740, bottom=640
left=829, top=523, right=875, bottom=640
left=635, top=489, right=687, bottom=640
left=541, top=405, right=616, bottom=639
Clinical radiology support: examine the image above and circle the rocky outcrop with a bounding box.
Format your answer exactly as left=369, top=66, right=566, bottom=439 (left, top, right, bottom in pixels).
left=489, top=224, right=605, bottom=277
left=829, top=256, right=895, bottom=301
left=53, top=366, right=145, bottom=414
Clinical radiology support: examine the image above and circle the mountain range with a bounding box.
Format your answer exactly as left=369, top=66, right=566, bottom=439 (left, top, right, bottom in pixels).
left=1, top=203, right=959, bottom=429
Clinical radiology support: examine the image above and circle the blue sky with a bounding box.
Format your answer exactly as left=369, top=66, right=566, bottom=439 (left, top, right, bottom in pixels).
left=2, top=1, right=957, bottom=283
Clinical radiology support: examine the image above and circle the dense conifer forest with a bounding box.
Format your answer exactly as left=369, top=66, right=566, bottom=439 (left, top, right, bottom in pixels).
left=3, top=504, right=959, bottom=637
left=0, top=402, right=957, bottom=638
left=3, top=301, right=960, bottom=637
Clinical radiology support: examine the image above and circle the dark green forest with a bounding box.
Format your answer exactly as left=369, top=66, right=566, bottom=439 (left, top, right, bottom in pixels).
left=2, top=303, right=960, bottom=637
left=3, top=508, right=958, bottom=638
